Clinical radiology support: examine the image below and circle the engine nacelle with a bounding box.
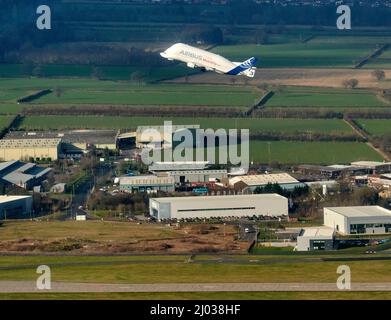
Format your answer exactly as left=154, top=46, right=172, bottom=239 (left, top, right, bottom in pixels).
left=187, top=62, right=196, bottom=68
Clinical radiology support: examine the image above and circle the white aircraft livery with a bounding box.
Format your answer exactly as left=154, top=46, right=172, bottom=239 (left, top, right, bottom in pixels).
left=160, top=43, right=257, bottom=78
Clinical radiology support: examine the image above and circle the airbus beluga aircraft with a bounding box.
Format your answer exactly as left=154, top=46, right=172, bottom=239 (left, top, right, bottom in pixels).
left=160, top=43, right=257, bottom=78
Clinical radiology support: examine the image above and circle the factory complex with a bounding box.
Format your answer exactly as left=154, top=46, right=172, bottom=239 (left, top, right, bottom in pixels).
left=149, top=193, right=288, bottom=220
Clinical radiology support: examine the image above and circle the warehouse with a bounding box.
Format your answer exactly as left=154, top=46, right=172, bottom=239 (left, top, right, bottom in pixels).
left=0, top=160, right=52, bottom=190
left=136, top=125, right=199, bottom=149
left=0, top=195, right=33, bottom=219
left=324, top=206, right=391, bottom=235
left=163, top=169, right=228, bottom=183
left=296, top=227, right=335, bottom=251
left=149, top=193, right=288, bottom=220
left=119, top=175, right=175, bottom=193
left=229, top=173, right=304, bottom=193
left=350, top=161, right=391, bottom=174
left=0, top=138, right=61, bottom=161
left=4, top=130, right=119, bottom=157
left=149, top=161, right=210, bottom=172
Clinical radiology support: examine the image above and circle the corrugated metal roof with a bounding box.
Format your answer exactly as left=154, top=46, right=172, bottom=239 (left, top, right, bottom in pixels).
left=149, top=161, right=210, bottom=171
left=229, top=173, right=299, bottom=186
left=152, top=193, right=287, bottom=203
left=119, top=175, right=175, bottom=185
left=326, top=206, right=391, bottom=218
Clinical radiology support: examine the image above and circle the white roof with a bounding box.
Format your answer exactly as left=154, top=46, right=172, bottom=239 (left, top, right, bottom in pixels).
left=0, top=195, right=31, bottom=204
left=119, top=175, right=174, bottom=185
left=325, top=206, right=391, bottom=218
left=149, top=161, right=209, bottom=171
left=300, top=227, right=334, bottom=239
left=305, top=180, right=337, bottom=187
left=229, top=173, right=299, bottom=186
left=381, top=173, right=391, bottom=179
left=152, top=193, right=287, bottom=203
left=328, top=164, right=351, bottom=169
left=351, top=161, right=391, bottom=168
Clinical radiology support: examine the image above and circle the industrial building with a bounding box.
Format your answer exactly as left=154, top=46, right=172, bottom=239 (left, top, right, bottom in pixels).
left=351, top=161, right=391, bottom=174
left=229, top=173, right=304, bottom=193
left=136, top=125, right=200, bottom=149
left=368, top=174, right=391, bottom=189
left=296, top=227, right=335, bottom=251
left=0, top=138, right=61, bottom=161
left=324, top=206, right=391, bottom=235
left=116, top=131, right=136, bottom=150
left=163, top=169, right=227, bottom=183
left=149, top=161, right=210, bottom=172
left=149, top=161, right=227, bottom=183
left=149, top=193, right=288, bottom=220
left=296, top=164, right=365, bottom=179
left=119, top=175, right=175, bottom=193
left=4, top=130, right=122, bottom=159
left=0, top=195, right=33, bottom=219
left=0, top=160, right=52, bottom=190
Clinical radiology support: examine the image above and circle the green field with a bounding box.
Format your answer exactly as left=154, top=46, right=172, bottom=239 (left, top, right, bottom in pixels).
left=32, top=85, right=260, bottom=107
left=0, top=64, right=196, bottom=82
left=0, top=254, right=390, bottom=284
left=18, top=116, right=352, bottom=134
left=212, top=42, right=377, bottom=68
left=356, top=119, right=391, bottom=136
left=0, top=115, right=15, bottom=130
left=1, top=291, right=391, bottom=300
left=364, top=47, right=391, bottom=69
left=249, top=141, right=383, bottom=164
left=0, top=78, right=261, bottom=108
left=265, top=87, right=388, bottom=108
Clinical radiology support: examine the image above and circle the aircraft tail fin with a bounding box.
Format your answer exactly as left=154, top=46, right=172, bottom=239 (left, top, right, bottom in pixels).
left=227, top=57, right=258, bottom=77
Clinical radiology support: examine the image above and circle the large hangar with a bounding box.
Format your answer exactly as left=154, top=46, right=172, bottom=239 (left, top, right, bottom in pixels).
left=0, top=195, right=33, bottom=219
left=324, top=206, right=391, bottom=235
left=149, top=193, right=288, bottom=220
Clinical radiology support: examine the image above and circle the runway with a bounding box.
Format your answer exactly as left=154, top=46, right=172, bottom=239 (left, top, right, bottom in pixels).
left=1, top=281, right=391, bottom=293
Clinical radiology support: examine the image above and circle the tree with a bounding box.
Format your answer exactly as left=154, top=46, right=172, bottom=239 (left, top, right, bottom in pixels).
left=372, top=70, right=386, bottom=81
left=342, top=78, right=359, bottom=89
left=257, top=83, right=269, bottom=91
left=130, top=70, right=146, bottom=84
left=254, top=29, right=269, bottom=45
left=54, top=87, right=63, bottom=98
left=91, top=67, right=103, bottom=80
left=32, top=65, right=43, bottom=77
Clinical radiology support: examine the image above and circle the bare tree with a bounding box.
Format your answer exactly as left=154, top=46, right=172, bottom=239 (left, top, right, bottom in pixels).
left=342, top=78, right=359, bottom=89
left=371, top=70, right=386, bottom=81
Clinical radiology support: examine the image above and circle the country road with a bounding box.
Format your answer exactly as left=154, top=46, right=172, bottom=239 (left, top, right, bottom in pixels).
left=1, top=281, right=391, bottom=293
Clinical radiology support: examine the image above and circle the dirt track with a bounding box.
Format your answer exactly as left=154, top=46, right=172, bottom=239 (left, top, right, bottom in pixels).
left=167, top=68, right=391, bottom=89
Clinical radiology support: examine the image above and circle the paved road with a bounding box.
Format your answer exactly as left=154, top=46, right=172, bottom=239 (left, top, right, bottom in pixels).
left=1, top=281, right=391, bottom=293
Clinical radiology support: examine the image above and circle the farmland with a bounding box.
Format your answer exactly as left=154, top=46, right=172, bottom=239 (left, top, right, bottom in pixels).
left=355, top=119, right=391, bottom=136
left=0, top=115, right=14, bottom=130
left=363, top=47, right=391, bottom=69
left=32, top=84, right=261, bottom=107
left=17, top=116, right=352, bottom=134
left=0, top=78, right=261, bottom=109
left=0, top=64, right=196, bottom=82
left=0, top=254, right=390, bottom=284
left=264, top=87, right=388, bottom=109
left=212, top=41, right=378, bottom=69
left=249, top=141, right=383, bottom=164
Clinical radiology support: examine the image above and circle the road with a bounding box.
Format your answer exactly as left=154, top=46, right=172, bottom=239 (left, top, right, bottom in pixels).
left=1, top=281, right=391, bottom=293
